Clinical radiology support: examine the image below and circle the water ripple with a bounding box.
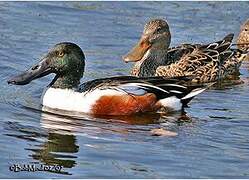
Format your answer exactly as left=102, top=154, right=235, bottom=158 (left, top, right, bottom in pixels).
left=1, top=1, right=249, bottom=178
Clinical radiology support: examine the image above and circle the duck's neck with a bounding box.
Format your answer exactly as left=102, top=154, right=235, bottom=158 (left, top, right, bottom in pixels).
left=50, top=72, right=82, bottom=89
left=132, top=48, right=168, bottom=77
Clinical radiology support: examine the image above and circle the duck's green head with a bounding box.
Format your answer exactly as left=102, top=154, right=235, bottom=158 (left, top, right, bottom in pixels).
left=8, top=42, right=85, bottom=89
left=123, top=19, right=171, bottom=63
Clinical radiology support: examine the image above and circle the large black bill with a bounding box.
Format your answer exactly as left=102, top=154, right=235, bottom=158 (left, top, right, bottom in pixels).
left=7, top=58, right=53, bottom=85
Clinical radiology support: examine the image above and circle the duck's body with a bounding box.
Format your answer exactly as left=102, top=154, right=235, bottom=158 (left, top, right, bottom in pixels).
left=41, top=76, right=205, bottom=115
left=237, top=18, right=249, bottom=61
left=156, top=35, right=247, bottom=83
left=123, top=19, right=248, bottom=83
left=237, top=18, right=249, bottom=51
left=8, top=43, right=207, bottom=116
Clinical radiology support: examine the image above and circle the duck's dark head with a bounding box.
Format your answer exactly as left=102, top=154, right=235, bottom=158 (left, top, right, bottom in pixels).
left=123, top=19, right=171, bottom=63
left=8, top=42, right=85, bottom=89
left=237, top=18, right=249, bottom=51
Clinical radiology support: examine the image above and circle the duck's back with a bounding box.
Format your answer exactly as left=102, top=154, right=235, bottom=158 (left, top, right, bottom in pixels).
left=155, top=34, right=243, bottom=83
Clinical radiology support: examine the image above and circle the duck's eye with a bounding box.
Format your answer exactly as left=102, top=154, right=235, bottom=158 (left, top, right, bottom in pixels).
left=244, top=28, right=248, bottom=31
left=155, top=27, right=163, bottom=34
left=58, top=51, right=64, bottom=57
left=31, top=65, right=39, bottom=70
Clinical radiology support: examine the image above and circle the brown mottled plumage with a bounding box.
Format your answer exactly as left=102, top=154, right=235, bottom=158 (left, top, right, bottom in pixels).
left=123, top=19, right=248, bottom=83
left=237, top=18, right=249, bottom=61
left=156, top=34, right=247, bottom=83
left=237, top=18, right=249, bottom=51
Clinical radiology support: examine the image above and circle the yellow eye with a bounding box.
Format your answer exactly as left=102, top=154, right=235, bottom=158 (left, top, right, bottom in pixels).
left=58, top=51, right=64, bottom=57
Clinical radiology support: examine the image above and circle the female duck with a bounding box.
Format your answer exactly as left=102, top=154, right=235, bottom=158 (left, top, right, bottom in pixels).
left=8, top=43, right=207, bottom=116
left=237, top=18, right=249, bottom=51
left=237, top=18, right=249, bottom=61
left=123, top=19, right=248, bottom=83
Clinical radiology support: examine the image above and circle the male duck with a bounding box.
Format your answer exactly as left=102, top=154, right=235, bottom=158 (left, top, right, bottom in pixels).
left=8, top=42, right=207, bottom=116
left=123, top=19, right=248, bottom=83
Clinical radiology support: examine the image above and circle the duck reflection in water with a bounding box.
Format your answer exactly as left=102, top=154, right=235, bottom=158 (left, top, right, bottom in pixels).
left=4, top=116, right=78, bottom=175
left=41, top=106, right=191, bottom=126
left=29, top=132, right=78, bottom=175
left=5, top=107, right=191, bottom=176
left=29, top=112, right=80, bottom=175
left=39, top=108, right=192, bottom=142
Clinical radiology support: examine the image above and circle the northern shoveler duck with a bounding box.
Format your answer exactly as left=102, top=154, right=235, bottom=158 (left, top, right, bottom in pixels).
left=123, top=19, right=248, bottom=83
left=237, top=18, right=249, bottom=51
left=237, top=18, right=249, bottom=61
left=8, top=42, right=208, bottom=116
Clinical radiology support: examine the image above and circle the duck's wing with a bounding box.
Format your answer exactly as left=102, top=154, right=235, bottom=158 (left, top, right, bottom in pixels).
left=165, top=44, right=200, bottom=65
left=79, top=76, right=191, bottom=93
left=156, top=34, right=235, bottom=82
left=156, top=48, right=220, bottom=79
left=78, top=76, right=140, bottom=93
left=116, top=80, right=207, bottom=109
left=79, top=76, right=206, bottom=101
left=165, top=33, right=234, bottom=65
left=193, top=34, right=239, bottom=82
left=198, top=34, right=249, bottom=80
left=200, top=33, right=234, bottom=52
left=219, top=48, right=248, bottom=77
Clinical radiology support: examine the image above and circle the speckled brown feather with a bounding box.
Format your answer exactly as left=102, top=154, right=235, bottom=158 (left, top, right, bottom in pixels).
left=237, top=19, right=249, bottom=61
left=155, top=34, right=245, bottom=83
left=237, top=19, right=249, bottom=51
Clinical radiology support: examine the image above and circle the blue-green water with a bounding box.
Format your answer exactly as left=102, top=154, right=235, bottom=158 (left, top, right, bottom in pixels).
left=0, top=1, right=249, bottom=178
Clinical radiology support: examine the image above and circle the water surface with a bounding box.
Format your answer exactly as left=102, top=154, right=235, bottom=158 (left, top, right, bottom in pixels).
left=0, top=1, right=249, bottom=178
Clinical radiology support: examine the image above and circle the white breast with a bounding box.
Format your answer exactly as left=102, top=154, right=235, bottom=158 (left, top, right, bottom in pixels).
left=41, top=87, right=124, bottom=113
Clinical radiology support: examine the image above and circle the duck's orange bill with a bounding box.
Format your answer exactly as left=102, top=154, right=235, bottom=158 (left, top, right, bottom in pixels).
left=123, top=37, right=151, bottom=62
